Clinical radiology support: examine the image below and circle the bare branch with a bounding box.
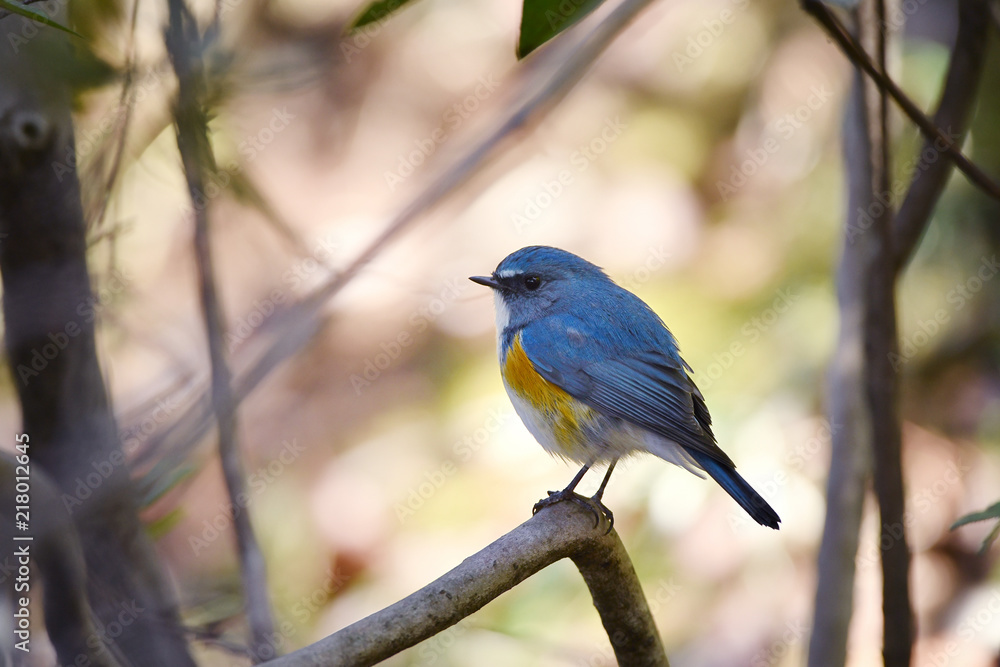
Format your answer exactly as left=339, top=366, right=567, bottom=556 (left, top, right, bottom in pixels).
left=265, top=500, right=669, bottom=667
left=164, top=0, right=275, bottom=656
left=892, top=0, right=990, bottom=269
left=800, top=0, right=1000, bottom=202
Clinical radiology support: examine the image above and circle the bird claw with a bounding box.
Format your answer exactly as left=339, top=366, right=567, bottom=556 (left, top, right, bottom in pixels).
left=533, top=490, right=614, bottom=534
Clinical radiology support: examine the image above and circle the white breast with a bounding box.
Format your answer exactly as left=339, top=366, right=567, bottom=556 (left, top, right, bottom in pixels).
left=493, top=291, right=511, bottom=358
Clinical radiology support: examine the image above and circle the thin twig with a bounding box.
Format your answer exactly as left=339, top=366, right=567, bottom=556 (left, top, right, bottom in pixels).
left=165, top=0, right=275, bottom=658
left=86, top=0, right=142, bottom=235
left=892, top=0, right=990, bottom=269
left=801, top=0, right=1000, bottom=202
left=264, top=500, right=668, bottom=667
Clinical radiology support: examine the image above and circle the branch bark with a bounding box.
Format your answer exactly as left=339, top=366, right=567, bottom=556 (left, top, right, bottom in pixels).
left=265, top=500, right=668, bottom=667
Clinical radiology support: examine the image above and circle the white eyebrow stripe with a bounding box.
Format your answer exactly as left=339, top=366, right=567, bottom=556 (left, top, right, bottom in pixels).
left=496, top=269, right=520, bottom=279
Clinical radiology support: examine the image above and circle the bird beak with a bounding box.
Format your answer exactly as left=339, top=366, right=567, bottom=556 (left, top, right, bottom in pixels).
left=469, top=275, right=501, bottom=290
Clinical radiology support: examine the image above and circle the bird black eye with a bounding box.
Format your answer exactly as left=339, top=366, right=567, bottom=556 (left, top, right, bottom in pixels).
left=523, top=275, right=541, bottom=290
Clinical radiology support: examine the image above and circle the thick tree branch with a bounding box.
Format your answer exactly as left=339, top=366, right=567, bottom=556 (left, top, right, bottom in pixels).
left=165, top=0, right=275, bottom=656
left=801, top=0, right=1000, bottom=202
left=265, top=500, right=668, bottom=667
left=0, top=14, right=194, bottom=666
left=892, top=0, right=989, bottom=269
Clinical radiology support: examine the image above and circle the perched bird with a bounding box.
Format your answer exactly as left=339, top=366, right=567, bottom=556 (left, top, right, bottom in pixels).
left=470, top=246, right=780, bottom=529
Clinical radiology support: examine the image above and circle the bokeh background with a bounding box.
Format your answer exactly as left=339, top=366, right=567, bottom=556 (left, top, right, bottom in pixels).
left=4, top=0, right=1000, bottom=663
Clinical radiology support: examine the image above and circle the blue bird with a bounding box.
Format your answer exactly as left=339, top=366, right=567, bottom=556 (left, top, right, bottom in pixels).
left=470, top=246, right=780, bottom=529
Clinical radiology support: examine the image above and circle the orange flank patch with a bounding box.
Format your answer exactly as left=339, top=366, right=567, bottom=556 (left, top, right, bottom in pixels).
left=503, top=334, right=595, bottom=452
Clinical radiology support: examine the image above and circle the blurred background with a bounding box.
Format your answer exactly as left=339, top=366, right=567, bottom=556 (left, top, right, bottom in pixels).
left=3, top=0, right=1000, bottom=663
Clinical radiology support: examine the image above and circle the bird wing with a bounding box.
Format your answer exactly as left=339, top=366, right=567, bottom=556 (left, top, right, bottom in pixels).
left=519, top=313, right=735, bottom=467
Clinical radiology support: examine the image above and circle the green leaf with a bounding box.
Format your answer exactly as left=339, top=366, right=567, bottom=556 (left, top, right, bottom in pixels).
left=950, top=500, right=1000, bottom=529
left=347, top=0, right=420, bottom=33
left=0, top=0, right=83, bottom=38
left=517, top=0, right=605, bottom=59
left=951, top=500, right=1000, bottom=554
left=978, top=521, right=1000, bottom=555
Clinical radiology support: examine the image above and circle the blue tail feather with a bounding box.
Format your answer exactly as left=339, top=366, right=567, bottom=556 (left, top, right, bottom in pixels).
left=690, top=451, right=781, bottom=529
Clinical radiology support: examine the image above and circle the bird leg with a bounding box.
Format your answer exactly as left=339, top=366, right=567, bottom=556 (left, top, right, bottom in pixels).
left=592, top=458, right=617, bottom=503
left=587, top=458, right=618, bottom=532
left=533, top=459, right=617, bottom=532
